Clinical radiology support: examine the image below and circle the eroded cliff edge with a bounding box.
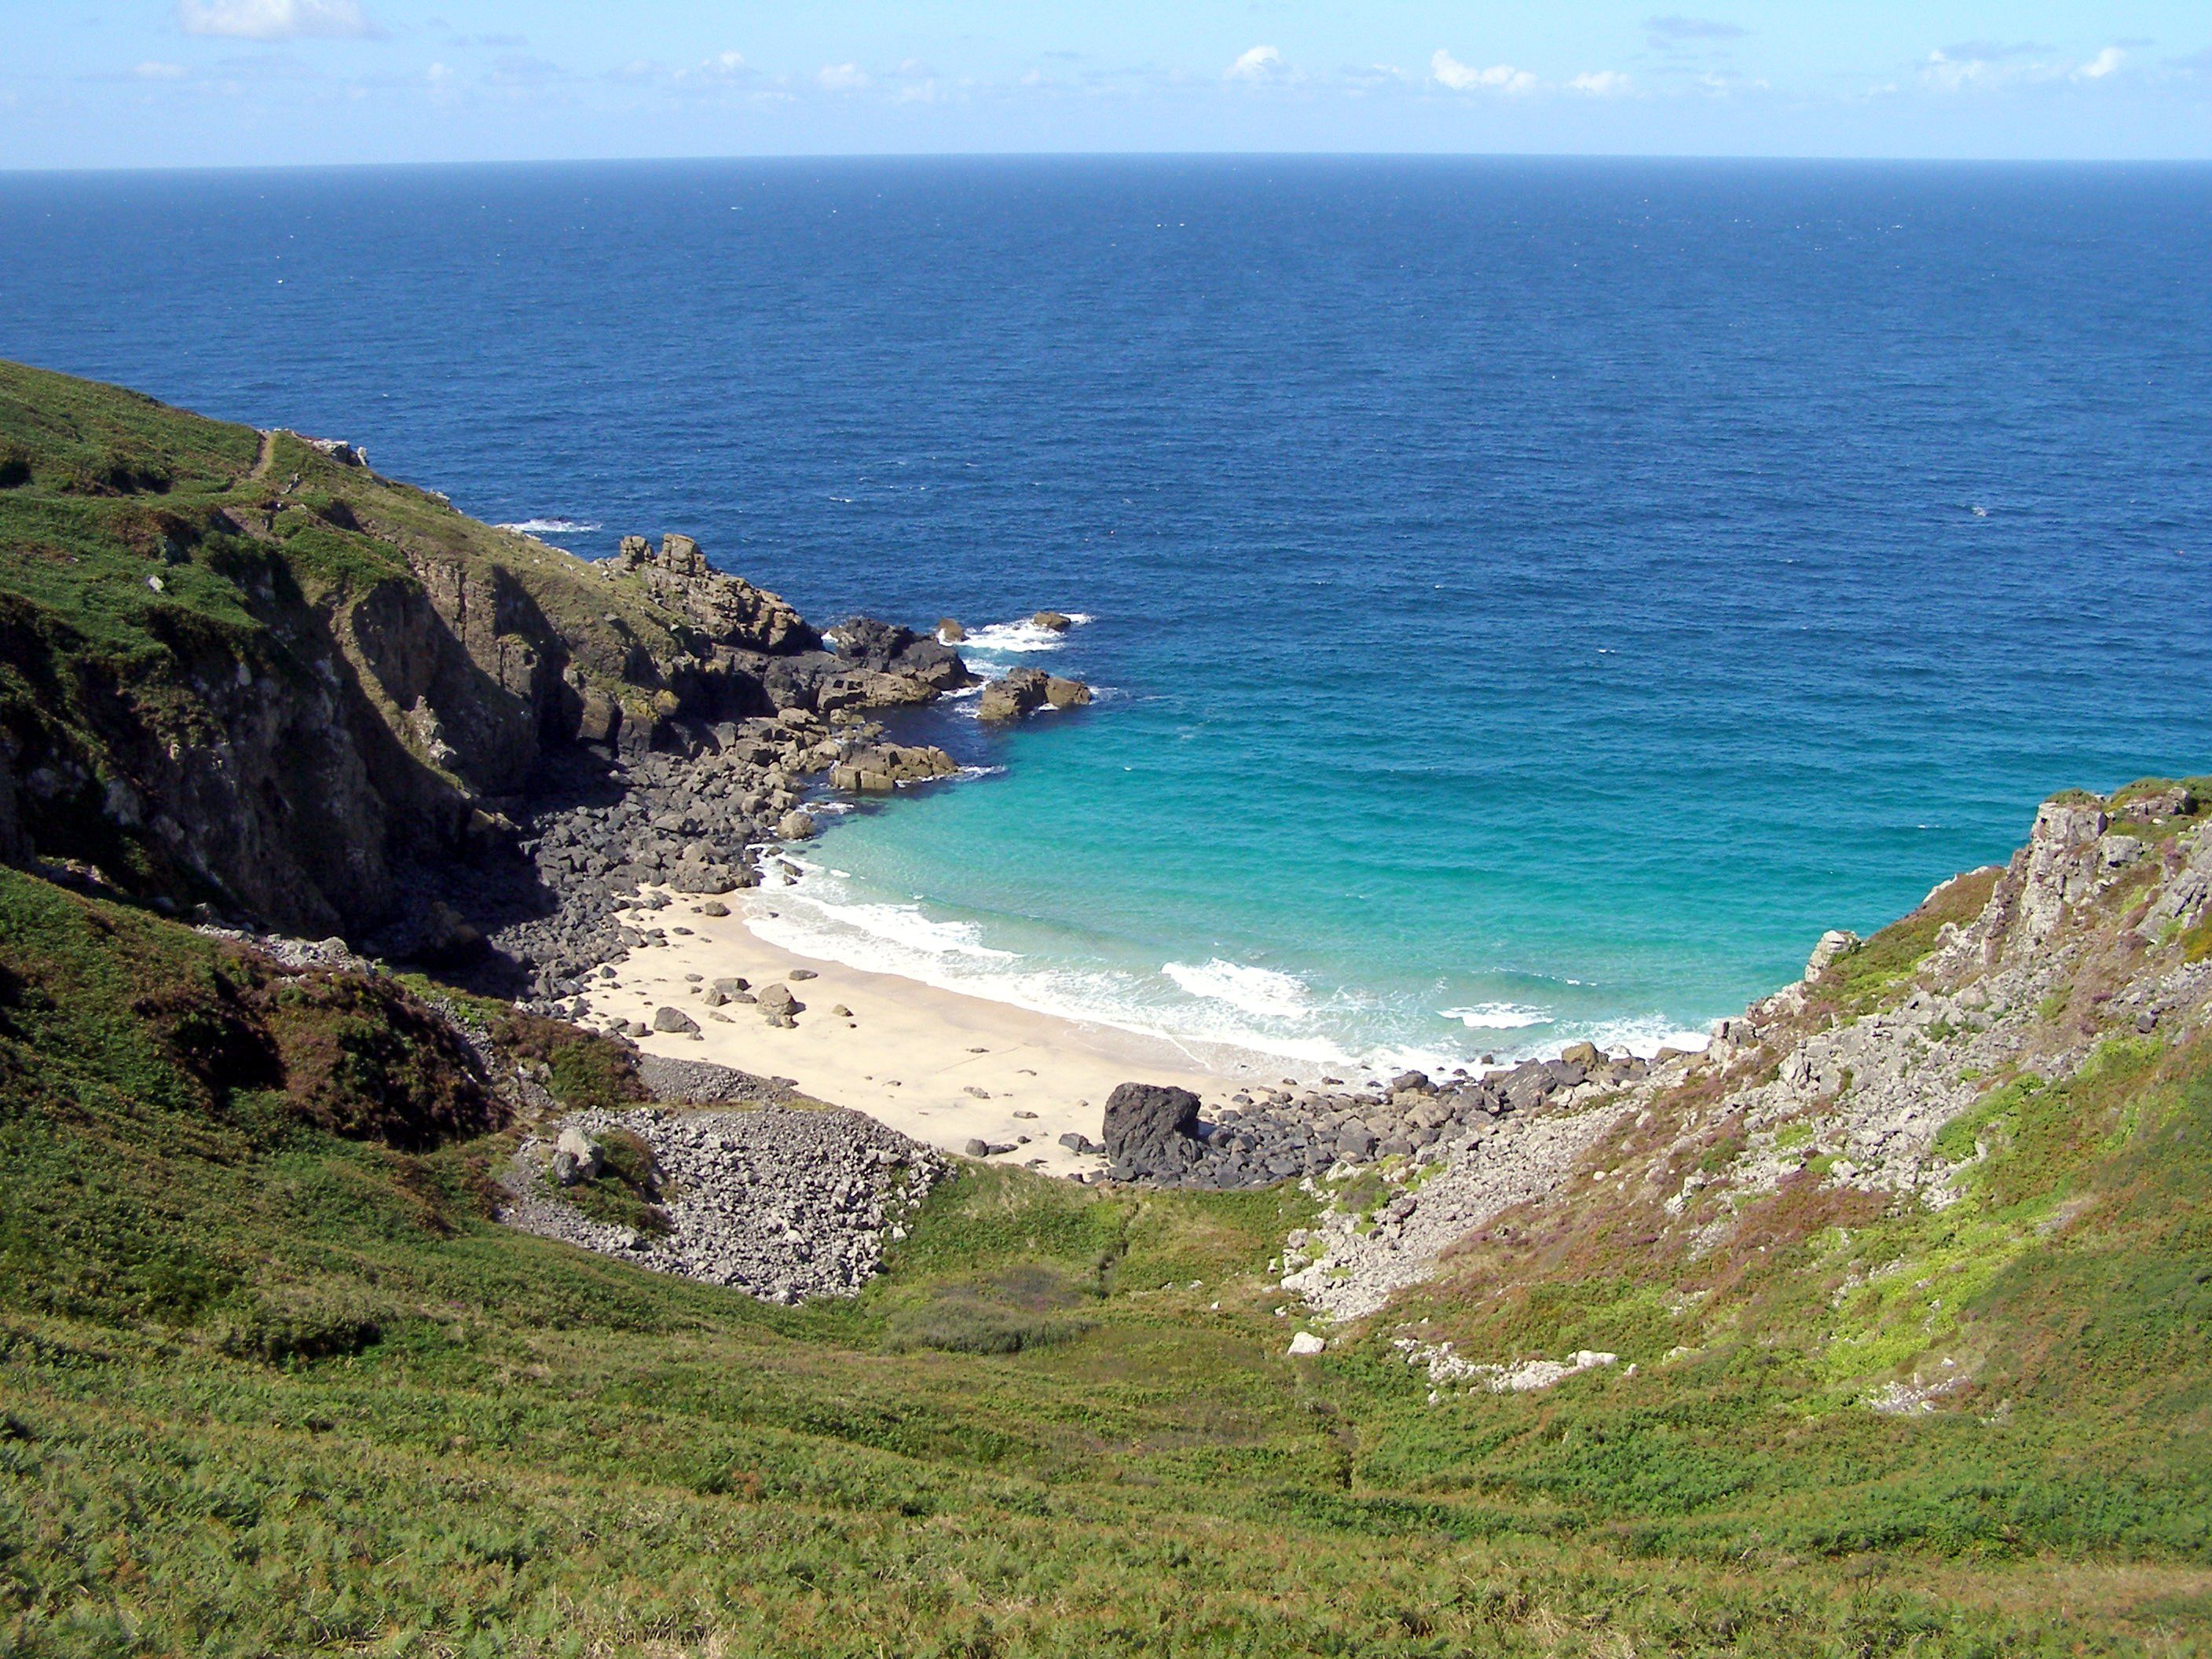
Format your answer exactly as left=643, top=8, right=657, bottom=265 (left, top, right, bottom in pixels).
left=0, top=361, right=980, bottom=983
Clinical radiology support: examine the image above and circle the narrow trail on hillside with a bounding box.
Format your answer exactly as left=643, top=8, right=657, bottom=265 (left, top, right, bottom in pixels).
left=245, top=429, right=274, bottom=482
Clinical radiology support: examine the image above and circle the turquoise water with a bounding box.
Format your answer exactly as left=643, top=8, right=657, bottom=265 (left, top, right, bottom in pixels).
left=6, top=159, right=2210, bottom=1072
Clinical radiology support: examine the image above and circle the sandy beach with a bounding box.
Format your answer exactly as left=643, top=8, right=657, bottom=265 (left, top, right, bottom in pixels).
left=586, top=887, right=1300, bottom=1174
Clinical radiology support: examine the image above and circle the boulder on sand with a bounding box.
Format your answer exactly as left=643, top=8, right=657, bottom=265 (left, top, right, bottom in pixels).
left=1102, top=1082, right=1202, bottom=1162
left=652, top=1005, right=701, bottom=1035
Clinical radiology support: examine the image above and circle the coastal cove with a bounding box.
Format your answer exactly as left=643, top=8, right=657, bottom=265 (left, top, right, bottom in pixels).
left=6, top=168, right=2212, bottom=1647
left=5, top=156, right=2212, bottom=1079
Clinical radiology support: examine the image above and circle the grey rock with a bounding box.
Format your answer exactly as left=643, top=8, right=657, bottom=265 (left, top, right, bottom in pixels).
left=651, top=1005, right=701, bottom=1035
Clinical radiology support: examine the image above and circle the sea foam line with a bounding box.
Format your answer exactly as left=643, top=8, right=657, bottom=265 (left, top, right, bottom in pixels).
left=745, top=858, right=1691, bottom=1081
left=500, top=517, right=602, bottom=535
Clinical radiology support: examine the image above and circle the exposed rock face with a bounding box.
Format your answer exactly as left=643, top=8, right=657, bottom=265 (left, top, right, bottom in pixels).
left=1102, top=1082, right=1202, bottom=1165
left=610, top=533, right=818, bottom=654
left=977, top=670, right=1046, bottom=722
left=1804, top=929, right=1861, bottom=979
left=1031, top=611, right=1073, bottom=632
left=1283, top=786, right=2212, bottom=1321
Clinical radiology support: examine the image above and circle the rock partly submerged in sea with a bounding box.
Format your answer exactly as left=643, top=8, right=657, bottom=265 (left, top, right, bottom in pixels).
left=978, top=665, right=1093, bottom=723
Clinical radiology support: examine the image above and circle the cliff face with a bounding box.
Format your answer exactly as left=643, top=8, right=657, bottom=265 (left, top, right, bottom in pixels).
left=0, top=361, right=964, bottom=934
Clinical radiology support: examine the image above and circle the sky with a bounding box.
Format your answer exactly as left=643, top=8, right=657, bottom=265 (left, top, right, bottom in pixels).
left=4, top=2, right=2210, bottom=168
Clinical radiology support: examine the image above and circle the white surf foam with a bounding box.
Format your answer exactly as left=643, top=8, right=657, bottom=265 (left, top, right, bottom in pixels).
left=499, top=518, right=601, bottom=535
left=1163, top=958, right=1313, bottom=1022
left=958, top=612, right=1093, bottom=655
left=739, top=852, right=1709, bottom=1083
left=1438, top=1002, right=1553, bottom=1031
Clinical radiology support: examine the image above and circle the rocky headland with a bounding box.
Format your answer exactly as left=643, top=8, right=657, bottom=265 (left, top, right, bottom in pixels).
left=0, top=361, right=1092, bottom=1017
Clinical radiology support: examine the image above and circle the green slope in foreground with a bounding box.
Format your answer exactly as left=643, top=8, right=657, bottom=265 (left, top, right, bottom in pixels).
left=2, top=859, right=2209, bottom=1657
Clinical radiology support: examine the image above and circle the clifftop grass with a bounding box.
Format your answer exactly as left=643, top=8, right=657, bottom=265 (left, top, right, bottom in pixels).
left=2, top=862, right=2210, bottom=1653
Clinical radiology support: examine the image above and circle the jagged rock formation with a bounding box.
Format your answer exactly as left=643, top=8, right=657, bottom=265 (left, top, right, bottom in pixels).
left=1285, top=780, right=2212, bottom=1320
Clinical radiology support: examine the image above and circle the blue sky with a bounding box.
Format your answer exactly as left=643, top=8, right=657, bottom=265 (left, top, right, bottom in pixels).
left=5, top=2, right=2210, bottom=167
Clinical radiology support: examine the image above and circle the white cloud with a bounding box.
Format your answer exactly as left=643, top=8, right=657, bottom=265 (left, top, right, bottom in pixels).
left=1431, top=49, right=1536, bottom=93
left=177, top=0, right=374, bottom=40
left=1226, top=45, right=1283, bottom=82
left=1569, top=70, right=1632, bottom=96
left=2076, top=46, right=2124, bottom=80
left=817, top=62, right=869, bottom=91
left=1921, top=49, right=1991, bottom=90
left=132, top=60, right=189, bottom=79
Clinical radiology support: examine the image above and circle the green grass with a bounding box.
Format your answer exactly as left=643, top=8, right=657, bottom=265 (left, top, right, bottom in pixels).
left=3, top=833, right=2212, bottom=1646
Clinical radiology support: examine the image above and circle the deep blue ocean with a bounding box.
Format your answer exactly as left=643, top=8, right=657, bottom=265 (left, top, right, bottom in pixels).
left=4, top=158, right=2209, bottom=1075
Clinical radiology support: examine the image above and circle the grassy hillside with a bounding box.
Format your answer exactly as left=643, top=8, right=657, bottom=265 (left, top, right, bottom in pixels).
left=0, top=361, right=808, bottom=932
left=2, top=861, right=2209, bottom=1654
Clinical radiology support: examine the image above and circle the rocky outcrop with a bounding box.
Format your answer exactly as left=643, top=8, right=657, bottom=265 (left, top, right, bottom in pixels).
left=830, top=742, right=961, bottom=793
left=609, top=533, right=818, bottom=655
left=978, top=667, right=1092, bottom=723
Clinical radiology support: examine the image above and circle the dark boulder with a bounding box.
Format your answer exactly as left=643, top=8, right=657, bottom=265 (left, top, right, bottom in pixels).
left=1102, top=1082, right=1202, bottom=1161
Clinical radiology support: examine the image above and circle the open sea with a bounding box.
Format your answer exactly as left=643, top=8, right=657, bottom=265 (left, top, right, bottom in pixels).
left=4, top=157, right=2209, bottom=1077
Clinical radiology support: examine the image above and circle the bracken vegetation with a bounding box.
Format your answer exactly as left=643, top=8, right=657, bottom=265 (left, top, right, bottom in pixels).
left=2, top=861, right=2210, bottom=1654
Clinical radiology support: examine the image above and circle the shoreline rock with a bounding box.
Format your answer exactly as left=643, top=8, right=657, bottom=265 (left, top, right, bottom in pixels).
left=978, top=665, right=1093, bottom=723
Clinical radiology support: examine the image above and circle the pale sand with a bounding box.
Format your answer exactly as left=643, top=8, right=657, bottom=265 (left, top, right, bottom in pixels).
left=584, top=889, right=1301, bottom=1175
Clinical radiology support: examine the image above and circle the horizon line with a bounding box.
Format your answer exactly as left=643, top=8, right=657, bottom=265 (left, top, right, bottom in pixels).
left=8, top=148, right=2212, bottom=179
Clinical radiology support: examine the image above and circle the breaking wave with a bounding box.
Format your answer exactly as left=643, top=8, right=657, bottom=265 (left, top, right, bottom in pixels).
left=499, top=517, right=601, bottom=535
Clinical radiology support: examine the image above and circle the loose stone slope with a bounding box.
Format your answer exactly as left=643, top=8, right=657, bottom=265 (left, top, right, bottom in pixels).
left=500, top=1100, right=948, bottom=1302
